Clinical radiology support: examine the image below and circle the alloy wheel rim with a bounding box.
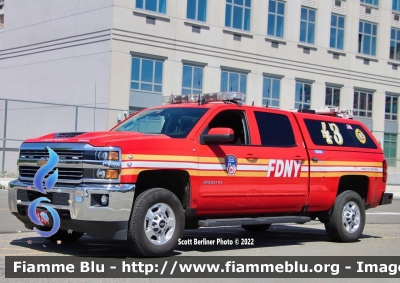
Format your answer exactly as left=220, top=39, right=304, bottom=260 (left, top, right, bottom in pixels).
left=144, top=203, right=176, bottom=245
left=342, top=201, right=361, bottom=233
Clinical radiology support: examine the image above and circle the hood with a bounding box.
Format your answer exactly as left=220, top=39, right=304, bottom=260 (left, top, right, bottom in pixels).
left=24, top=131, right=171, bottom=147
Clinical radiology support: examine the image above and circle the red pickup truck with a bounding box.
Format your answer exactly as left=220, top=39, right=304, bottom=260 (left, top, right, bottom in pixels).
left=8, top=92, right=392, bottom=257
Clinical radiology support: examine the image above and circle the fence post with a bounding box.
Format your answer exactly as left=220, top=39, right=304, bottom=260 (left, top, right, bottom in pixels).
left=75, top=106, right=78, bottom=132
left=2, top=100, right=8, bottom=178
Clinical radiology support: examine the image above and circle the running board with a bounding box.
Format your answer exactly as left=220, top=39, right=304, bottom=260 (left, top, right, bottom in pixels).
left=198, top=216, right=311, bottom=227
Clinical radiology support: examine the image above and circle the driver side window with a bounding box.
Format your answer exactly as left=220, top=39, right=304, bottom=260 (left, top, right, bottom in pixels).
left=207, top=110, right=249, bottom=145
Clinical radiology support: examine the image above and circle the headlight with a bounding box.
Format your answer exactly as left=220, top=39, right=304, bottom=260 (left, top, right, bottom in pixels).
left=95, top=151, right=119, bottom=161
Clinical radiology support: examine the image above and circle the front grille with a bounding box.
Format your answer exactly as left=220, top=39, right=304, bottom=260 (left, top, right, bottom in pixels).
left=19, top=166, right=83, bottom=182
left=17, top=189, right=70, bottom=206
left=20, top=149, right=84, bottom=160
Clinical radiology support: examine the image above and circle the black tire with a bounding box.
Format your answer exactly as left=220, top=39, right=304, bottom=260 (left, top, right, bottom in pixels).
left=127, top=188, right=184, bottom=257
left=241, top=224, right=271, bottom=232
left=44, top=229, right=84, bottom=243
left=324, top=190, right=366, bottom=242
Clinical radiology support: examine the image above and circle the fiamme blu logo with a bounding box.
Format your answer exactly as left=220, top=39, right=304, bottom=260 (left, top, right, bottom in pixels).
left=27, top=147, right=61, bottom=237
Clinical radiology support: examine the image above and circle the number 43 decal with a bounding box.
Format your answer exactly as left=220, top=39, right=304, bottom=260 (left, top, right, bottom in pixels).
left=321, top=122, right=343, bottom=145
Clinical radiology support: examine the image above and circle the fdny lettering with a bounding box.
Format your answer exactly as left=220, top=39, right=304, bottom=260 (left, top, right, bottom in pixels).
left=267, top=160, right=302, bottom=178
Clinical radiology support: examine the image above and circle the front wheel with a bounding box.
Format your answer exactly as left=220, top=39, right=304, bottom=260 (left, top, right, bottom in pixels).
left=324, top=190, right=365, bottom=242
left=127, top=188, right=184, bottom=257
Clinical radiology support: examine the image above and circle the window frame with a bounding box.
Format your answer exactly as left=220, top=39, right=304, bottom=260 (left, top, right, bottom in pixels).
left=353, top=90, right=373, bottom=118
left=136, top=0, right=167, bottom=14
left=325, top=86, right=341, bottom=107
left=186, top=0, right=207, bottom=22
left=0, top=0, right=4, bottom=29
left=267, top=0, right=285, bottom=38
left=394, top=0, right=400, bottom=12
left=262, top=76, right=281, bottom=108
left=225, top=0, right=252, bottom=31
left=384, top=133, right=397, bottom=167
left=299, top=6, right=316, bottom=44
left=182, top=64, right=204, bottom=95
left=130, top=56, right=164, bottom=94
left=360, top=0, right=379, bottom=7
left=330, top=14, right=345, bottom=50
left=221, top=69, right=248, bottom=102
left=390, top=27, right=400, bottom=61
left=385, top=95, right=398, bottom=121
left=295, top=81, right=312, bottom=110
left=358, top=20, right=377, bottom=56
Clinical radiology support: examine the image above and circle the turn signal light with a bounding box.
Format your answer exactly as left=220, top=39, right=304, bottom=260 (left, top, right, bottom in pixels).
left=105, top=169, right=119, bottom=179
left=108, top=151, right=119, bottom=161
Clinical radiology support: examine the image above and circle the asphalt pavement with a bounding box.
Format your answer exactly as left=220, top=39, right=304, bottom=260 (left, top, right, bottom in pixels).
left=0, top=189, right=399, bottom=282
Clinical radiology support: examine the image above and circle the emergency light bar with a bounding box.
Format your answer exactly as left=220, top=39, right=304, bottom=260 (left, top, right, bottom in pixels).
left=164, top=92, right=245, bottom=104
left=314, top=107, right=354, bottom=119
left=290, top=107, right=353, bottom=119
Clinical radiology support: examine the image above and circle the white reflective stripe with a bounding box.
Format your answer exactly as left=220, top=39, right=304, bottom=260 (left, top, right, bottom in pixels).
left=301, top=166, right=308, bottom=172
left=121, top=161, right=268, bottom=171
left=310, top=166, right=383, bottom=172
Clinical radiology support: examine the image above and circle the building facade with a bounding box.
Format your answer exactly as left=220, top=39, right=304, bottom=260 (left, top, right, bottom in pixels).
left=0, top=0, right=400, bottom=167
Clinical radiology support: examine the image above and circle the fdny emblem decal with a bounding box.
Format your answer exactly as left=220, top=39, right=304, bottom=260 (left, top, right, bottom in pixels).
left=225, top=155, right=237, bottom=177
left=355, top=128, right=366, bottom=144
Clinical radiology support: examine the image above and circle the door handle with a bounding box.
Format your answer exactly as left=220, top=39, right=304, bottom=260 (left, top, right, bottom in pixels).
left=311, top=157, right=318, bottom=162
left=245, top=154, right=258, bottom=160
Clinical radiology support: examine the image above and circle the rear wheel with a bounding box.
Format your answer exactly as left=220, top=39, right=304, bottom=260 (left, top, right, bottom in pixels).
left=241, top=224, right=271, bottom=232
left=127, top=188, right=184, bottom=257
left=44, top=229, right=84, bottom=243
left=324, top=190, right=365, bottom=242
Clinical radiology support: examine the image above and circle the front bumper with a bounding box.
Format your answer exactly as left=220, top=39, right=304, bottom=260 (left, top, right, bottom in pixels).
left=380, top=192, right=393, bottom=205
left=8, top=179, right=135, bottom=240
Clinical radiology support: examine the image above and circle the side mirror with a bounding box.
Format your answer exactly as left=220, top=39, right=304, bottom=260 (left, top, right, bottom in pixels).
left=203, top=127, right=234, bottom=143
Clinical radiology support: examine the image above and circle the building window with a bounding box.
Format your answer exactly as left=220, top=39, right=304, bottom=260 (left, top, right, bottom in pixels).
left=262, top=77, right=280, bottom=108
left=390, top=28, right=400, bottom=61
left=187, top=0, right=207, bottom=22
left=131, top=57, right=163, bottom=93
left=221, top=70, right=247, bottom=102
left=394, top=0, right=400, bottom=11
left=385, top=95, right=398, bottom=120
left=361, top=0, right=378, bottom=6
left=353, top=90, right=373, bottom=117
left=384, top=133, right=397, bottom=167
left=182, top=65, right=203, bottom=95
left=299, top=7, right=316, bottom=44
left=0, top=0, right=4, bottom=29
left=225, top=0, right=251, bottom=31
left=136, top=0, right=166, bottom=14
left=358, top=21, right=377, bottom=56
left=325, top=86, right=340, bottom=107
left=295, top=82, right=311, bottom=110
left=330, top=14, right=345, bottom=50
left=267, top=0, right=285, bottom=38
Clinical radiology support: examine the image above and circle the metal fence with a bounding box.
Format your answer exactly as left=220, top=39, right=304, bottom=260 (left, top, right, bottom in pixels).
left=0, top=98, right=129, bottom=178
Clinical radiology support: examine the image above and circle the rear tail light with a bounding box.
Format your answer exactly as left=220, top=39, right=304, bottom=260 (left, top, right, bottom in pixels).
left=383, top=160, right=387, bottom=183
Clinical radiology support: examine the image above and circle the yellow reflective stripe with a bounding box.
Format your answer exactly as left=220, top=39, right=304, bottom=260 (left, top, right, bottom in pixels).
left=122, top=154, right=197, bottom=162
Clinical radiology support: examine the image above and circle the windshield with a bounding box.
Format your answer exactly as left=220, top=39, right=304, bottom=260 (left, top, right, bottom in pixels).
left=113, top=107, right=208, bottom=138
